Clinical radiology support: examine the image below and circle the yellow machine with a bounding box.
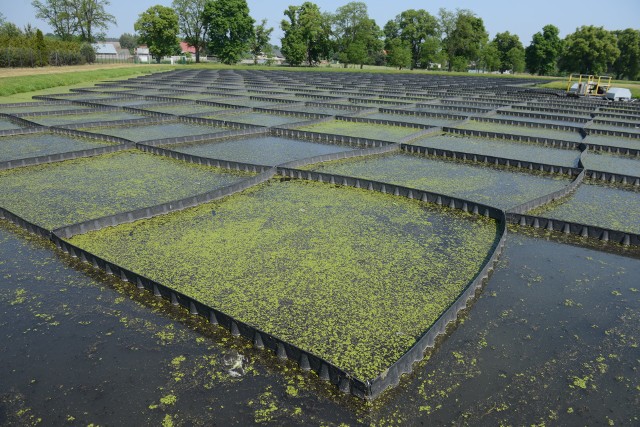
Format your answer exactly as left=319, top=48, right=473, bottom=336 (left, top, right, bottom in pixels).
left=566, top=74, right=612, bottom=97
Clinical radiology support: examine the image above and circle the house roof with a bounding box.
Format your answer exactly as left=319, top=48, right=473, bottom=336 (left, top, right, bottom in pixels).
left=92, top=43, right=118, bottom=55
left=180, top=42, right=197, bottom=54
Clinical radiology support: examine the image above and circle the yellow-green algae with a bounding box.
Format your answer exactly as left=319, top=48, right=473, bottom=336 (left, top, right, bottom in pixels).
left=528, top=183, right=640, bottom=234
left=0, top=150, right=254, bottom=229
left=296, top=120, right=421, bottom=142
left=68, top=179, right=498, bottom=379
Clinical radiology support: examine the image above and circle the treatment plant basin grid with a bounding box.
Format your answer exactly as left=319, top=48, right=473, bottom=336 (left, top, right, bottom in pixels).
left=0, top=69, right=639, bottom=402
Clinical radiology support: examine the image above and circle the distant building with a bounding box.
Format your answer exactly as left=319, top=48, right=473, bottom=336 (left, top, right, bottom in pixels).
left=179, top=42, right=197, bottom=55
left=92, top=43, right=118, bottom=57
left=136, top=46, right=151, bottom=63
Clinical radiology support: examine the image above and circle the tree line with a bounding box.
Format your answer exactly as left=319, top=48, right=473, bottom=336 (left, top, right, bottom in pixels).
left=2, top=0, right=638, bottom=79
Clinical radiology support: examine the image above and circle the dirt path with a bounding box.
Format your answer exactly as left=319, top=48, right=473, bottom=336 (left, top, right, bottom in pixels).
left=0, top=63, right=153, bottom=78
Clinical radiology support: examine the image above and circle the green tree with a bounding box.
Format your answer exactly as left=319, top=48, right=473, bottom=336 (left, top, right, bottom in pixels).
left=478, top=42, right=500, bottom=72
left=34, top=29, right=48, bottom=66
left=385, top=37, right=411, bottom=69
left=493, top=31, right=525, bottom=73
left=332, top=2, right=381, bottom=68
left=119, top=32, right=138, bottom=54
left=507, top=47, right=525, bottom=73
left=73, top=0, right=116, bottom=42
left=32, top=0, right=78, bottom=41
left=281, top=2, right=331, bottom=66
left=0, top=21, right=23, bottom=38
left=250, top=19, right=273, bottom=64
left=525, top=24, right=562, bottom=75
left=612, top=28, right=640, bottom=80
left=134, top=5, right=179, bottom=63
left=204, top=0, right=254, bottom=65
left=439, top=8, right=487, bottom=72
left=172, top=0, right=208, bottom=63
left=384, top=9, right=439, bottom=69
left=32, top=0, right=115, bottom=42
left=560, top=26, right=620, bottom=75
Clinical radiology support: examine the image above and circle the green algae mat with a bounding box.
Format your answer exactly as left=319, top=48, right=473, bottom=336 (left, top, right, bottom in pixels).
left=67, top=179, right=499, bottom=380
left=0, top=150, right=253, bottom=229
left=529, top=184, right=640, bottom=234
left=309, top=153, right=571, bottom=210
left=296, top=120, right=421, bottom=142
left=0, top=132, right=118, bottom=162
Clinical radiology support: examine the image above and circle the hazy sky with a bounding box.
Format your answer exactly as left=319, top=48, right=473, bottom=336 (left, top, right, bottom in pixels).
left=2, top=0, right=639, bottom=45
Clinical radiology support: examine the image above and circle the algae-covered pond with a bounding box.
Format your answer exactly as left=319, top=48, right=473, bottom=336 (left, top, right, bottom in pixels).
left=2, top=219, right=638, bottom=426
left=80, top=121, right=231, bottom=143
left=168, top=136, right=356, bottom=166
left=584, top=134, right=640, bottom=150
left=0, top=118, right=25, bottom=131
left=582, top=151, right=640, bottom=177
left=458, top=120, right=584, bottom=142
left=2, top=68, right=639, bottom=424
left=364, top=112, right=463, bottom=127
left=529, top=183, right=640, bottom=234
left=296, top=120, right=421, bottom=142
left=0, top=150, right=253, bottom=229
left=68, top=179, right=499, bottom=379
left=0, top=132, right=117, bottom=162
left=203, top=111, right=309, bottom=127
left=410, top=133, right=580, bottom=167
left=27, top=111, right=147, bottom=127
left=310, top=153, right=571, bottom=209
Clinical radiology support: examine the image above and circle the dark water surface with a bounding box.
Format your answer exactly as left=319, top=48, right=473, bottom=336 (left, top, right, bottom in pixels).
left=1, top=220, right=638, bottom=426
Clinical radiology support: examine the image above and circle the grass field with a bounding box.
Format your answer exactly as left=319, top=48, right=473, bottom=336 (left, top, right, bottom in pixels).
left=0, top=64, right=176, bottom=101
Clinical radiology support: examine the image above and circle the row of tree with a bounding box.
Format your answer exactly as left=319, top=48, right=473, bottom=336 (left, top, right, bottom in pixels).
left=9, top=0, right=640, bottom=78
left=0, top=13, right=96, bottom=67
left=134, top=0, right=272, bottom=64
left=31, top=0, right=116, bottom=43
left=277, top=2, right=639, bottom=79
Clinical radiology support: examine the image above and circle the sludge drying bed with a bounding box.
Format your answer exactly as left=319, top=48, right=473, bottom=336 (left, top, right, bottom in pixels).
left=308, top=153, right=572, bottom=210
left=66, top=179, right=500, bottom=380
left=528, top=183, right=640, bottom=234
left=409, top=133, right=581, bottom=167
left=1, top=69, right=639, bottom=420
left=0, top=150, right=253, bottom=229
left=26, top=111, right=148, bottom=127
left=79, top=121, right=232, bottom=143
left=296, top=120, right=422, bottom=142
left=166, top=136, right=357, bottom=166
left=0, top=132, right=118, bottom=163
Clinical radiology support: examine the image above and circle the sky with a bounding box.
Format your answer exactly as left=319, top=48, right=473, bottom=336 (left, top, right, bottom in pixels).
left=2, top=0, right=639, bottom=46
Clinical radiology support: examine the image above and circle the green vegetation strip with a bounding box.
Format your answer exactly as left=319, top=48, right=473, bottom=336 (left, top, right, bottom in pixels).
left=0, top=150, right=253, bottom=229
left=67, top=179, right=498, bottom=379
left=0, top=66, right=175, bottom=98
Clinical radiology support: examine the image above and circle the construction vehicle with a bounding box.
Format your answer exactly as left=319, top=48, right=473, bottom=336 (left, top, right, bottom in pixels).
left=566, top=74, right=632, bottom=101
